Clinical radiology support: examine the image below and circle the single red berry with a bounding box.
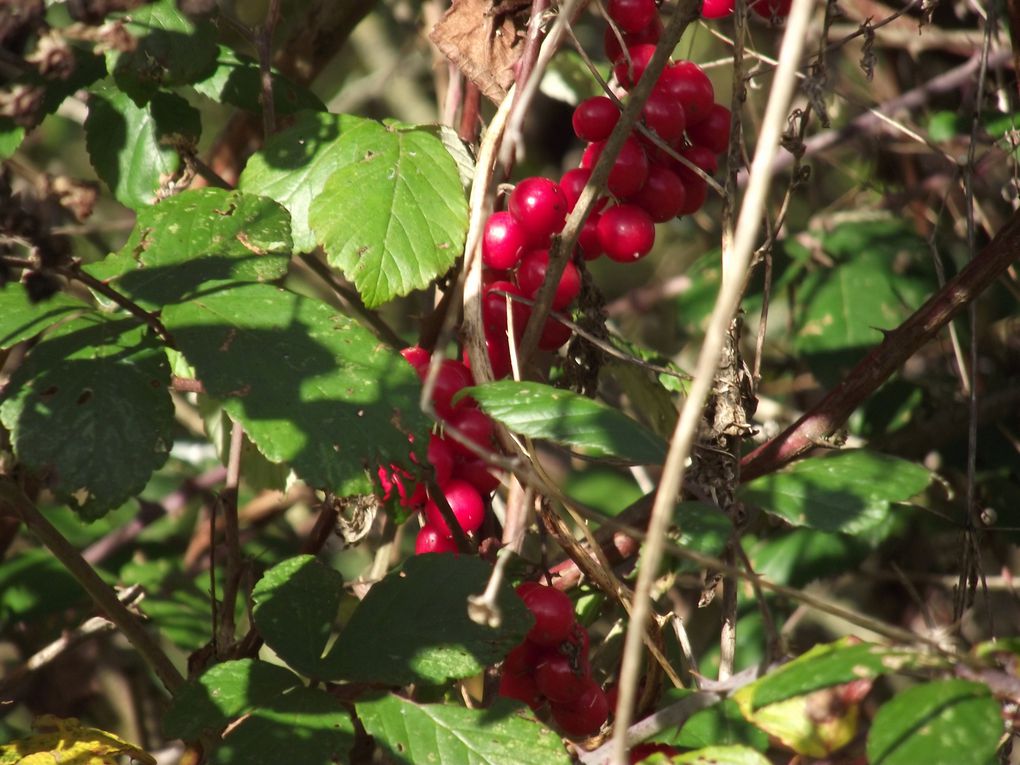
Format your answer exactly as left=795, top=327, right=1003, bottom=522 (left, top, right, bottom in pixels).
left=604, top=16, right=662, bottom=61
left=538, top=316, right=573, bottom=351
left=515, top=249, right=581, bottom=310
left=400, top=346, right=430, bottom=378
left=499, top=654, right=544, bottom=709
left=701, top=0, right=735, bottom=18
left=687, top=103, right=732, bottom=154
left=630, top=164, right=685, bottom=222
left=608, top=0, right=658, bottom=33
left=586, top=137, right=649, bottom=199
left=462, top=331, right=512, bottom=379
left=415, top=524, right=459, bottom=554
left=550, top=681, right=609, bottom=737
left=656, top=60, right=715, bottom=125
left=560, top=168, right=609, bottom=214
left=578, top=212, right=603, bottom=260
left=430, top=359, right=475, bottom=418
left=612, top=43, right=658, bottom=90
left=564, top=622, right=592, bottom=669
left=517, top=583, right=575, bottom=646
left=482, top=211, right=527, bottom=270
left=751, top=0, right=793, bottom=18
left=630, top=743, right=681, bottom=763
left=672, top=145, right=718, bottom=194
left=580, top=142, right=601, bottom=170
left=424, top=479, right=486, bottom=537
left=453, top=454, right=501, bottom=494
left=483, top=280, right=529, bottom=337
left=572, top=97, right=620, bottom=143
left=642, top=91, right=687, bottom=144
left=678, top=175, right=707, bottom=214
left=598, top=204, right=656, bottom=262
left=445, top=407, right=495, bottom=458
left=508, top=177, right=568, bottom=248
left=427, top=434, right=454, bottom=486
left=535, top=653, right=590, bottom=704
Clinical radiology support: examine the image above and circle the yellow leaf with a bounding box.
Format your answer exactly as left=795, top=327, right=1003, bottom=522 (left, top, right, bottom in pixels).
left=0, top=715, right=156, bottom=765
left=734, top=685, right=859, bottom=758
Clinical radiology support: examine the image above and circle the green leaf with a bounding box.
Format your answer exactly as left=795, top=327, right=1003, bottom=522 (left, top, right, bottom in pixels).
left=308, top=122, right=468, bottom=307
left=191, top=46, right=324, bottom=115
left=0, top=287, right=87, bottom=349
left=0, top=120, right=25, bottom=160
left=161, top=283, right=429, bottom=497
left=866, top=680, right=1001, bottom=765
left=667, top=698, right=769, bottom=751
left=540, top=50, right=607, bottom=105
left=324, top=555, right=531, bottom=685
left=212, top=686, right=354, bottom=765
left=163, top=660, right=301, bottom=740
left=738, top=449, right=930, bottom=541
left=86, top=188, right=291, bottom=309
left=85, top=80, right=200, bottom=209
left=665, top=746, right=772, bottom=764
left=746, top=528, right=869, bottom=588
left=464, top=381, right=667, bottom=464
left=0, top=548, right=89, bottom=626
left=252, top=556, right=344, bottom=678
left=107, top=0, right=217, bottom=95
left=239, top=112, right=378, bottom=252
left=0, top=315, right=173, bottom=520
left=741, top=638, right=942, bottom=711
left=197, top=395, right=289, bottom=492
left=357, top=695, right=571, bottom=765
left=673, top=502, right=732, bottom=564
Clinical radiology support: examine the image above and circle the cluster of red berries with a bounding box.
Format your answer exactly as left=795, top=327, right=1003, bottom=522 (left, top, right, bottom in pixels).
left=499, top=583, right=610, bottom=738
left=377, top=346, right=503, bottom=553
left=699, top=0, right=793, bottom=20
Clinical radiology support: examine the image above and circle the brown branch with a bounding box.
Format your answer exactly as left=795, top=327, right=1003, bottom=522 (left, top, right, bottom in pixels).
left=741, top=204, right=1020, bottom=480
left=215, top=419, right=245, bottom=656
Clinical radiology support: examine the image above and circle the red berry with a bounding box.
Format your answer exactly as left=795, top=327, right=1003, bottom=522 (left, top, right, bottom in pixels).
left=508, top=177, right=568, bottom=248
left=701, top=0, right=734, bottom=18
left=608, top=0, right=658, bottom=33
left=578, top=212, right=603, bottom=260
left=482, top=211, right=527, bottom=270
left=427, top=434, right=454, bottom=486
left=580, top=142, right=601, bottom=170
left=453, top=455, right=501, bottom=494
left=560, top=169, right=609, bottom=214
left=687, top=103, right=732, bottom=154
left=430, top=359, right=475, bottom=418
left=641, top=91, right=687, bottom=144
left=483, top=280, right=529, bottom=337
left=538, top=316, right=572, bottom=351
left=656, top=61, right=715, bottom=125
left=400, top=346, right=430, bottom=378
left=604, top=17, right=662, bottom=61
left=415, top=525, right=459, bottom=554
left=550, top=681, right=609, bottom=737
left=535, top=654, right=590, bottom=704
left=424, top=479, right=486, bottom=537
left=630, top=743, right=681, bottom=763
left=751, top=0, right=792, bottom=18
left=586, top=137, right=650, bottom=199
left=678, top=175, right=708, bottom=215
left=463, top=331, right=512, bottom=380
left=446, top=407, right=495, bottom=457
left=598, top=204, right=656, bottom=262
left=517, top=583, right=575, bottom=646
left=673, top=145, right=718, bottom=186
left=572, top=97, right=620, bottom=143
left=612, top=43, right=658, bottom=90
left=515, top=249, right=581, bottom=310
left=499, top=647, right=544, bottom=709
left=630, top=164, right=685, bottom=222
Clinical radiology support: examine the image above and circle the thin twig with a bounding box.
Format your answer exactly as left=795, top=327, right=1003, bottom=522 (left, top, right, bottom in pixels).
left=258, top=0, right=283, bottom=137
left=215, top=419, right=245, bottom=655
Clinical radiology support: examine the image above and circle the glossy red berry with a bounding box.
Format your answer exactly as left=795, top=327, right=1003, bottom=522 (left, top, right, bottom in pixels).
left=630, top=743, right=682, bottom=763
left=673, top=145, right=718, bottom=185
left=499, top=645, right=544, bottom=709
left=535, top=654, right=590, bottom=704
left=538, top=316, right=573, bottom=351
left=517, top=583, right=575, bottom=646
left=482, top=211, right=527, bottom=270
left=687, top=103, right=732, bottom=154
left=641, top=91, right=687, bottom=143
left=462, top=332, right=511, bottom=380
left=598, top=204, right=656, bottom=262
left=508, top=177, right=568, bottom=247
left=483, top=280, right=529, bottom=337
left=453, top=455, right=501, bottom=494
left=446, top=407, right=495, bottom=457
left=427, top=434, right=454, bottom=486
left=586, top=137, right=649, bottom=199
left=415, top=525, right=459, bottom=554
left=656, top=60, right=715, bottom=125
left=560, top=168, right=609, bottom=214
left=612, top=43, right=658, bottom=90
left=400, top=346, right=430, bottom=378
left=678, top=175, right=708, bottom=215
left=515, top=250, right=581, bottom=310
left=578, top=212, right=603, bottom=260
left=424, top=479, right=485, bottom=537
left=630, top=164, right=685, bottom=222
left=608, top=0, right=658, bottom=33
left=751, top=0, right=793, bottom=18
left=550, top=681, right=610, bottom=737
left=430, top=359, right=475, bottom=418
left=572, top=97, right=620, bottom=143
left=604, top=16, right=662, bottom=61
left=701, top=0, right=735, bottom=17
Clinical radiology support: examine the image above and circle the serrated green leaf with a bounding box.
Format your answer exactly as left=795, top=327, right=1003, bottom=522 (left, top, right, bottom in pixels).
left=673, top=502, right=732, bottom=559
left=0, top=286, right=87, bottom=349
left=0, top=548, right=89, bottom=625
left=192, top=46, right=324, bottom=115
left=161, top=283, right=429, bottom=497
left=324, top=555, right=531, bottom=685
left=86, top=188, right=291, bottom=309
left=212, top=686, right=354, bottom=765
left=308, top=123, right=468, bottom=307
left=746, top=528, right=869, bottom=588
left=197, top=395, right=289, bottom=492
left=665, top=697, right=769, bottom=751
left=738, top=450, right=929, bottom=541
left=357, top=695, right=570, bottom=765
left=163, top=660, right=301, bottom=740
left=867, top=680, right=1001, bottom=765
left=239, top=112, right=378, bottom=252
left=464, top=381, right=667, bottom=464
left=664, top=745, right=772, bottom=764
left=107, top=0, right=217, bottom=95
left=85, top=80, right=200, bottom=209
left=0, top=120, right=24, bottom=159
left=251, top=556, right=344, bottom=678
left=0, top=315, right=173, bottom=520
left=741, top=638, right=942, bottom=711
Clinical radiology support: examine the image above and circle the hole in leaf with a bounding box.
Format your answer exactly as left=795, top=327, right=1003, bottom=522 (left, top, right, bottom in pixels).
left=77, top=389, right=93, bottom=405
left=39, top=385, right=59, bottom=402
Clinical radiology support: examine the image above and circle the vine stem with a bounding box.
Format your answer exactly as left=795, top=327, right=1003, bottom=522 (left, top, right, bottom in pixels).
left=607, top=0, right=817, bottom=760
left=0, top=479, right=185, bottom=694
left=215, top=418, right=245, bottom=655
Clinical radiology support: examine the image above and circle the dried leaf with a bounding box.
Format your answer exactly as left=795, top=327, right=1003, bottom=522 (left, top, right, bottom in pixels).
left=0, top=715, right=156, bottom=765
